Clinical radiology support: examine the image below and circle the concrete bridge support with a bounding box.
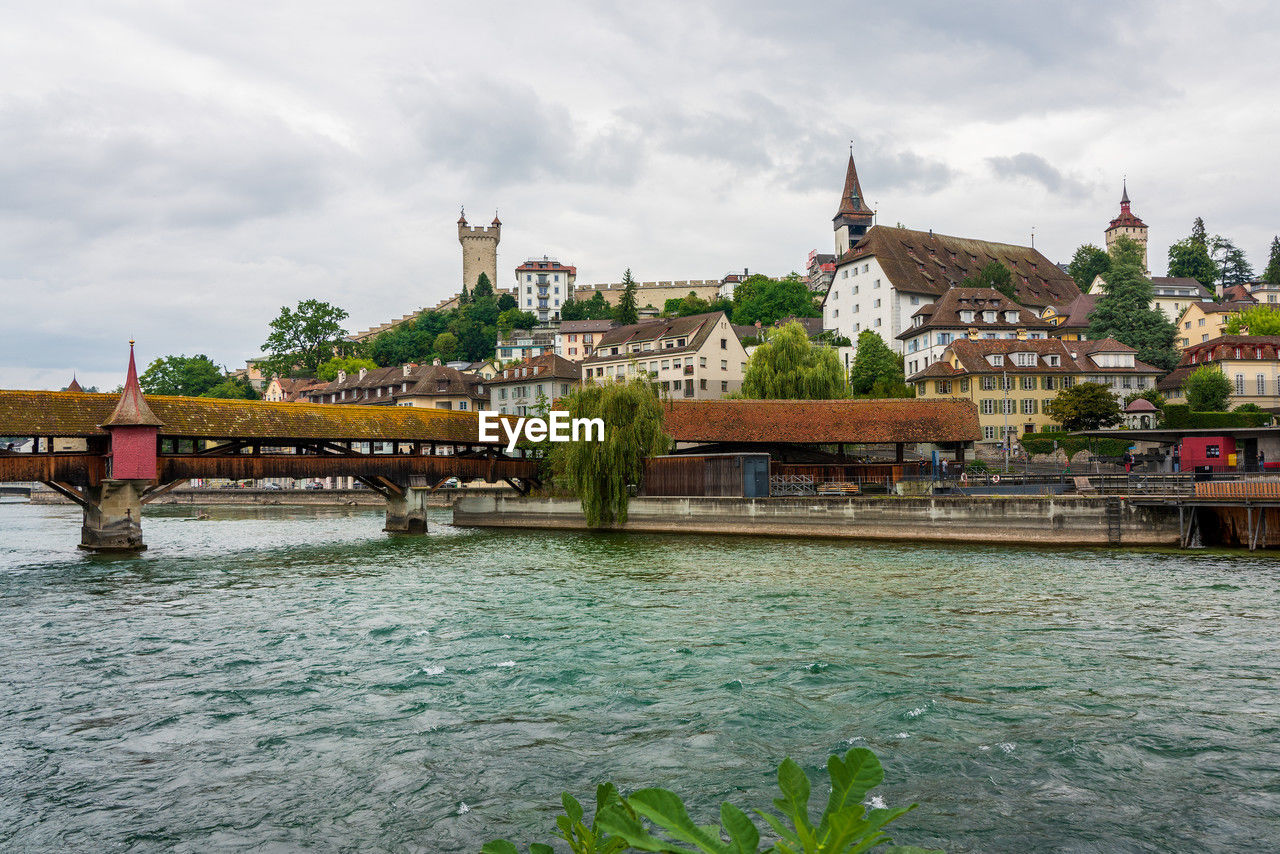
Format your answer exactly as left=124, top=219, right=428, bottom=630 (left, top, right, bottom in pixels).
left=383, top=486, right=430, bottom=534
left=78, top=479, right=147, bottom=552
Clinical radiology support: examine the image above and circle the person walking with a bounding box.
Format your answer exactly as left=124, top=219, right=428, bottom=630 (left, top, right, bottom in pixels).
left=1123, top=451, right=1134, bottom=473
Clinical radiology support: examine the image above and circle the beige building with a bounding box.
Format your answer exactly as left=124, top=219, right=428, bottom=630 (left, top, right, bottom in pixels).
left=574, top=280, right=722, bottom=310
left=556, top=319, right=617, bottom=361
left=458, top=208, right=500, bottom=293
left=1087, top=274, right=1211, bottom=323
left=1176, top=301, right=1267, bottom=348
left=488, top=353, right=580, bottom=415
left=1105, top=181, right=1149, bottom=274
left=263, top=376, right=327, bottom=402
left=910, top=338, right=1162, bottom=444
left=1158, top=335, right=1280, bottom=409
left=580, top=312, right=748, bottom=399
left=897, top=288, right=1056, bottom=376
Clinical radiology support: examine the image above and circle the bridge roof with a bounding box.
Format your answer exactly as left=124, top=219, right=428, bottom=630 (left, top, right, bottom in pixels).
left=0, top=391, right=489, bottom=443
left=662, top=399, right=981, bottom=444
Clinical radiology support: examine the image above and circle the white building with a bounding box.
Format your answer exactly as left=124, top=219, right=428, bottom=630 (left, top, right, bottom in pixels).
left=515, top=257, right=576, bottom=322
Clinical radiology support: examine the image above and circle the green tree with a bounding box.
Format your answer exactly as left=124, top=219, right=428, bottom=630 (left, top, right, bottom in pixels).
left=497, top=292, right=518, bottom=312
left=1262, top=236, right=1280, bottom=285
left=1108, top=234, right=1145, bottom=268
left=139, top=354, right=225, bottom=396
left=316, top=356, right=379, bottom=382
left=616, top=268, right=639, bottom=326
left=558, top=293, right=581, bottom=320
left=202, top=376, right=257, bottom=399
left=1183, top=364, right=1232, bottom=411
left=848, top=331, right=911, bottom=397
left=577, top=290, right=614, bottom=321
left=260, top=299, right=350, bottom=375
left=551, top=379, right=670, bottom=527
left=1044, top=382, right=1122, bottom=431
left=497, top=308, right=537, bottom=337
left=1167, top=236, right=1217, bottom=288
left=1211, top=236, right=1255, bottom=289
left=731, top=273, right=820, bottom=326
left=433, top=331, right=459, bottom=361
left=1087, top=247, right=1179, bottom=372
left=458, top=281, right=471, bottom=306
left=473, top=272, right=494, bottom=301
left=662, top=291, right=711, bottom=318
left=741, top=322, right=848, bottom=399
left=1223, top=304, right=1280, bottom=335
left=1191, top=216, right=1208, bottom=246
left=1067, top=244, right=1111, bottom=290
left=961, top=260, right=1017, bottom=302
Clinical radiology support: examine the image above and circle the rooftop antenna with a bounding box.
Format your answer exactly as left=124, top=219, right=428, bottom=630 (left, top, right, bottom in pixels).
left=1031, top=226, right=1036, bottom=248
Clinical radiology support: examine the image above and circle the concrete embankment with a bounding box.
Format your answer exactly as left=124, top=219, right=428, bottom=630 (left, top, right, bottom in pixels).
left=452, top=494, right=1183, bottom=547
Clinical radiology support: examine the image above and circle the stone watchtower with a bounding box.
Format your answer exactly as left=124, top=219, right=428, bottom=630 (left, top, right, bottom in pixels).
left=1105, top=180, right=1149, bottom=274
left=458, top=207, right=501, bottom=293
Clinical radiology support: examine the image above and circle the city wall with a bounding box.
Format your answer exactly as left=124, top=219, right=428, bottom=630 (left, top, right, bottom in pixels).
left=452, top=494, right=1184, bottom=547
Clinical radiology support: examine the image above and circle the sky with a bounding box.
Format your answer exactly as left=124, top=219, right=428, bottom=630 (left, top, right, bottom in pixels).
left=3, top=1, right=1279, bottom=391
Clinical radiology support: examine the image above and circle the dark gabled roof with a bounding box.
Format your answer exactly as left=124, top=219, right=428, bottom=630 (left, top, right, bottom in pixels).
left=1055, top=293, right=1099, bottom=330
left=582, top=312, right=731, bottom=364
left=909, top=337, right=1161, bottom=380
left=1190, top=300, right=1260, bottom=316
left=833, top=153, right=875, bottom=226
left=490, top=353, right=580, bottom=384
left=662, top=399, right=981, bottom=444
left=1150, top=277, right=1212, bottom=299
left=836, top=226, right=1080, bottom=308
left=557, top=319, right=617, bottom=334
left=896, top=288, right=1053, bottom=339
left=0, top=392, right=482, bottom=442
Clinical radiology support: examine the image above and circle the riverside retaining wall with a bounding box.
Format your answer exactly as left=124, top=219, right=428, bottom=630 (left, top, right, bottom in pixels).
left=452, top=494, right=1184, bottom=547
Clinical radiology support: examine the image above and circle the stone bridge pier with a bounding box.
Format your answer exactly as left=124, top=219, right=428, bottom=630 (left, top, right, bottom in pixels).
left=383, top=485, right=431, bottom=534
left=79, top=479, right=147, bottom=552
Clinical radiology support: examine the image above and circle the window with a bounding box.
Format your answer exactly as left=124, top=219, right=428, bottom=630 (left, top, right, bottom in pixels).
left=700, top=379, right=707, bottom=390
left=988, top=354, right=1005, bottom=366
left=874, top=318, right=881, bottom=327
left=959, top=379, right=970, bottom=392
left=936, top=380, right=952, bottom=394
left=1259, top=374, right=1267, bottom=395
left=984, top=425, right=996, bottom=440
left=700, top=357, right=707, bottom=367
left=1021, top=376, right=1036, bottom=390
left=1014, top=352, right=1035, bottom=367
left=863, top=264, right=870, bottom=273
left=981, top=376, right=997, bottom=390
left=1020, top=398, right=1037, bottom=415
left=981, top=399, right=996, bottom=414
left=661, top=360, right=669, bottom=370
left=721, top=359, right=728, bottom=370
left=911, top=296, right=920, bottom=305
left=721, top=338, right=727, bottom=349
left=458, top=401, right=467, bottom=411
left=1236, top=374, right=1245, bottom=395
left=1002, top=399, right=1015, bottom=415
left=1198, top=318, right=1206, bottom=326
left=938, top=332, right=952, bottom=345
left=874, top=298, right=881, bottom=308
left=721, top=381, right=728, bottom=392
left=874, top=279, right=881, bottom=288
left=960, top=311, right=975, bottom=323
left=983, top=311, right=997, bottom=322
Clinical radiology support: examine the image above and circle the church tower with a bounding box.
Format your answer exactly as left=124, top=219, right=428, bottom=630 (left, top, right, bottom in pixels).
left=1105, top=180, right=1149, bottom=274
left=833, top=151, right=875, bottom=256
left=458, top=207, right=501, bottom=293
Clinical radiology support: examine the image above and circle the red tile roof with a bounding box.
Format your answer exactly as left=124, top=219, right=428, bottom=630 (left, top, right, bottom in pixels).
left=662, top=399, right=981, bottom=444
left=833, top=153, right=875, bottom=226
left=909, top=337, right=1162, bottom=379
left=897, top=287, right=1053, bottom=339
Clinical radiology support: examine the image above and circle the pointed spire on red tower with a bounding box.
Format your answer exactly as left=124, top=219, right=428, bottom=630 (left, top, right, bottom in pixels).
left=491, top=209, right=501, bottom=226
left=1120, top=177, right=1131, bottom=211
left=66, top=374, right=83, bottom=393
left=103, top=341, right=162, bottom=427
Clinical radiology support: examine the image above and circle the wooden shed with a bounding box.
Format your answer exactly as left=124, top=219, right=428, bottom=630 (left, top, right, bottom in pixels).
left=641, top=453, right=771, bottom=498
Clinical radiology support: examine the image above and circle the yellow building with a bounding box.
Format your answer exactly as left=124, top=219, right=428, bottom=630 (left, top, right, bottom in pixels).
left=910, top=338, right=1162, bottom=444
left=1176, top=301, right=1265, bottom=349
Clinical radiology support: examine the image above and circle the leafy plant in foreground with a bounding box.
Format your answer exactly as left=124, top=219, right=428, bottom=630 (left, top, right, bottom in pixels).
left=484, top=748, right=942, bottom=853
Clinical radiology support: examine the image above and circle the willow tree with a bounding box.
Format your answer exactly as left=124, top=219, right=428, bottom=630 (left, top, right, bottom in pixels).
left=552, top=378, right=670, bottom=527
left=741, top=321, right=847, bottom=399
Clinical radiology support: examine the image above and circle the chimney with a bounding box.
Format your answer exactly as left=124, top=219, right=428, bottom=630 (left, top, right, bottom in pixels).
left=337, top=370, right=347, bottom=383
left=402, top=364, right=411, bottom=376
left=358, top=367, right=368, bottom=380
left=433, top=358, right=442, bottom=366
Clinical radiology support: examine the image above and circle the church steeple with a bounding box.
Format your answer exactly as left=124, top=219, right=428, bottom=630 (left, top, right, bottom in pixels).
left=833, top=149, right=874, bottom=256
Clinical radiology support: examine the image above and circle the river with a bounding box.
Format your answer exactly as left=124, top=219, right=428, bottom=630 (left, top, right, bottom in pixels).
left=1, top=500, right=1278, bottom=852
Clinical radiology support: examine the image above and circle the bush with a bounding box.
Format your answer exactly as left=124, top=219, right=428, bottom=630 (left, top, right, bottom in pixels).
left=1020, top=432, right=1130, bottom=459
left=485, top=747, right=942, bottom=854
left=1161, top=404, right=1272, bottom=428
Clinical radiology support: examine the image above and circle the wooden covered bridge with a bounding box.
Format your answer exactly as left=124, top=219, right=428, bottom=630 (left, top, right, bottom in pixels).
left=0, top=347, right=539, bottom=551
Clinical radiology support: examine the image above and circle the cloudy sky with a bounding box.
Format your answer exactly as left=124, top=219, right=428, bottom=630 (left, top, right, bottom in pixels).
left=3, top=1, right=1278, bottom=390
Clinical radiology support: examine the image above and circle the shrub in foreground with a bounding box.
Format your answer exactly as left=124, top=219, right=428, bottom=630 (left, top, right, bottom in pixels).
left=483, top=747, right=942, bottom=853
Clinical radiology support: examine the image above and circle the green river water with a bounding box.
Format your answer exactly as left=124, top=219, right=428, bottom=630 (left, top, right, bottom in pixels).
left=1, top=500, right=1278, bottom=852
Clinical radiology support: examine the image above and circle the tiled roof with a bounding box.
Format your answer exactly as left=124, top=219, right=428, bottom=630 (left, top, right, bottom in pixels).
left=1175, top=335, right=1280, bottom=366
left=0, top=391, right=482, bottom=442
left=491, top=353, right=580, bottom=384
left=312, top=363, right=487, bottom=405
left=836, top=226, right=1080, bottom=308
left=1150, top=277, right=1211, bottom=298
left=1055, top=293, right=1099, bottom=329
left=896, top=288, right=1053, bottom=339
left=582, top=312, right=729, bottom=364
left=103, top=345, right=162, bottom=427
left=908, top=337, right=1162, bottom=379
left=662, top=399, right=981, bottom=444
left=833, top=153, right=875, bottom=225
left=558, top=319, right=617, bottom=334
left=1221, top=284, right=1257, bottom=303
left=1191, top=300, right=1258, bottom=315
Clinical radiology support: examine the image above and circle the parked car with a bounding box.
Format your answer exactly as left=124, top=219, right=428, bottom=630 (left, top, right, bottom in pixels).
left=304, top=482, right=324, bottom=490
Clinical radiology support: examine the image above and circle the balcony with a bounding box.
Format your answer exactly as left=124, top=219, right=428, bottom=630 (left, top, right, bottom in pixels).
left=683, top=365, right=694, bottom=375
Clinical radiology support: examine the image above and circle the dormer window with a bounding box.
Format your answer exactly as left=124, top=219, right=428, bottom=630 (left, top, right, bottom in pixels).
left=960, top=310, right=975, bottom=323
left=913, top=316, right=923, bottom=327
left=1004, top=311, right=1019, bottom=323
left=1046, top=355, right=1060, bottom=367
left=987, top=354, right=1005, bottom=366
left=1013, top=352, right=1036, bottom=367
left=983, top=311, right=996, bottom=323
